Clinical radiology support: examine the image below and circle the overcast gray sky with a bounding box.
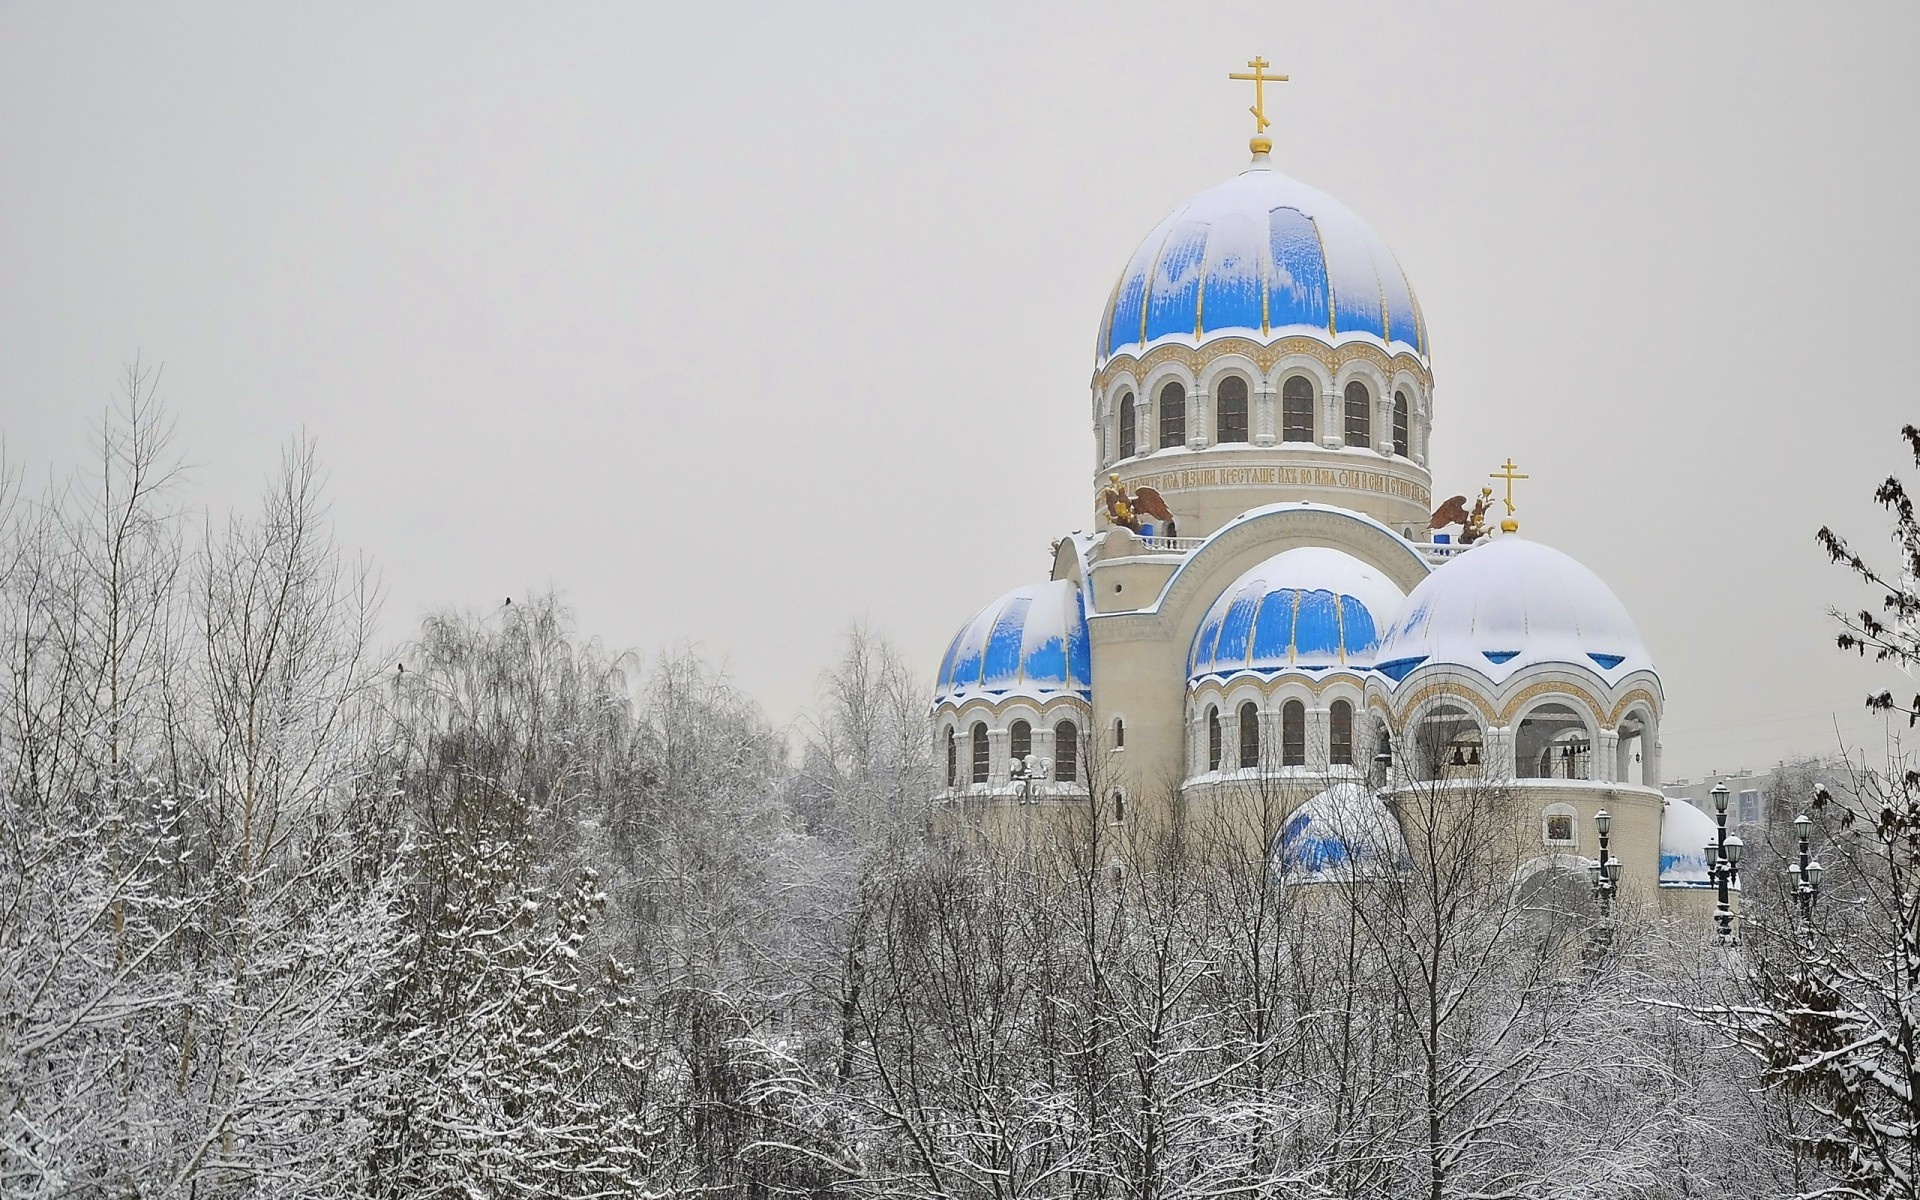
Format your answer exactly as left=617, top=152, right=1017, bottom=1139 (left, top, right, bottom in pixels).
left=3, top=2, right=1916, bottom=782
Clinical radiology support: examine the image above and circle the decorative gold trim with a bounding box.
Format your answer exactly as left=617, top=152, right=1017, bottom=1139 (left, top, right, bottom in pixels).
left=1392, top=680, right=1498, bottom=725
left=1497, top=678, right=1607, bottom=725
left=1311, top=215, right=1337, bottom=335
left=1094, top=335, right=1431, bottom=395
left=1187, top=669, right=1372, bottom=698
left=1606, top=688, right=1662, bottom=728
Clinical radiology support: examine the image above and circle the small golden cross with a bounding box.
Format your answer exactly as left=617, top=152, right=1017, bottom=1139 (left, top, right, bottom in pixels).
left=1490, top=457, right=1530, bottom=532
left=1228, top=56, right=1289, bottom=135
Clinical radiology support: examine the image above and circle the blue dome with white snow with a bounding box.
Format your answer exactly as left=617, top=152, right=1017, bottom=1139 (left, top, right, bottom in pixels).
left=934, top=581, right=1092, bottom=706
left=1275, top=782, right=1407, bottom=883
left=1660, top=799, right=1716, bottom=888
left=1098, top=155, right=1427, bottom=364
left=1188, top=547, right=1406, bottom=680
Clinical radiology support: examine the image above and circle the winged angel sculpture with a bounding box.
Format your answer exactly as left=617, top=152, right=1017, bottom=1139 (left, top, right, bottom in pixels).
left=1101, top=474, right=1179, bottom=538
left=1430, top=487, right=1493, bottom=545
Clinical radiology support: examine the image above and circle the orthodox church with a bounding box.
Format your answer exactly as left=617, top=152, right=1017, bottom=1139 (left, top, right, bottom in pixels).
left=929, top=63, right=1720, bottom=920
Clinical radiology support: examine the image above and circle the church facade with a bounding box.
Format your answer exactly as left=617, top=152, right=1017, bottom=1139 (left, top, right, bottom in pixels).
left=928, top=78, right=1720, bottom=922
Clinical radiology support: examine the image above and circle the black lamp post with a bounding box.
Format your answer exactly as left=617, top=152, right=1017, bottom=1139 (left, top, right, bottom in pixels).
left=1789, top=812, right=1823, bottom=919
left=1010, top=753, right=1051, bottom=805
left=1706, top=781, right=1744, bottom=944
left=1588, top=808, right=1620, bottom=916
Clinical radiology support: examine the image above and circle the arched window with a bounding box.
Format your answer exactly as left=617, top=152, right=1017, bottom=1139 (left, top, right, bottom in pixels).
left=1414, top=704, right=1482, bottom=780
left=1392, top=390, right=1410, bottom=457
left=1215, top=376, right=1249, bottom=444
left=1329, top=700, right=1354, bottom=766
left=1113, top=717, right=1125, bottom=748
left=1238, top=701, right=1261, bottom=768
left=945, top=728, right=957, bottom=787
left=1517, top=703, right=1591, bottom=780
left=1112, top=792, right=1126, bottom=822
left=1159, top=381, right=1185, bottom=449
left=1054, top=720, right=1079, bottom=784
left=1206, top=706, right=1222, bottom=771
left=1344, top=380, right=1371, bottom=448
left=970, top=721, right=989, bottom=784
left=1281, top=699, right=1306, bottom=766
left=1281, top=376, right=1315, bottom=443
left=1118, top=393, right=1137, bottom=459
left=1010, top=719, right=1032, bottom=763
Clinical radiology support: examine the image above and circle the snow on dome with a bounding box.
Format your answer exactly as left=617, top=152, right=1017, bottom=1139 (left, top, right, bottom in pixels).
left=1274, top=781, right=1407, bottom=883
left=1660, top=798, right=1717, bottom=888
left=1098, top=156, right=1426, bottom=365
left=1188, top=546, right=1406, bottom=680
left=1371, top=536, right=1653, bottom=685
left=934, top=581, right=1091, bottom=706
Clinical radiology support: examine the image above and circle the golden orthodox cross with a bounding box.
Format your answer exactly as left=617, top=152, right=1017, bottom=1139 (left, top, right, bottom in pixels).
left=1228, top=56, right=1288, bottom=135
left=1490, top=457, right=1530, bottom=532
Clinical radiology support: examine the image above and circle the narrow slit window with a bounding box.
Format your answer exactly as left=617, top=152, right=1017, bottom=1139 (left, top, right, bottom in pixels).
left=1329, top=700, right=1354, bottom=766
left=1344, top=381, right=1371, bottom=448
left=1216, top=376, right=1249, bottom=444
left=1159, top=381, right=1185, bottom=449
left=1281, top=699, right=1306, bottom=766
left=1054, top=720, right=1079, bottom=784
left=1238, top=701, right=1260, bottom=768
left=1207, top=706, right=1222, bottom=771
left=1282, top=376, right=1315, bottom=443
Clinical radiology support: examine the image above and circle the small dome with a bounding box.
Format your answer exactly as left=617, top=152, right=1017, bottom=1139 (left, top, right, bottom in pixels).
left=1188, top=546, right=1406, bottom=680
left=934, top=581, right=1091, bottom=706
left=1274, top=781, right=1406, bottom=883
left=1660, top=799, right=1717, bottom=887
left=1099, top=156, right=1426, bottom=365
left=1372, top=536, right=1653, bottom=684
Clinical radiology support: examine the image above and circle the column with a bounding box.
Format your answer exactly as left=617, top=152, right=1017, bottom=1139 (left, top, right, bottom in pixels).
left=1188, top=387, right=1209, bottom=450
left=1322, top=388, right=1341, bottom=448
left=1376, top=393, right=1395, bottom=456
left=1307, top=704, right=1331, bottom=771
left=1595, top=728, right=1620, bottom=783
left=1482, top=724, right=1515, bottom=779
left=1254, top=384, right=1277, bottom=447
left=988, top=727, right=1011, bottom=785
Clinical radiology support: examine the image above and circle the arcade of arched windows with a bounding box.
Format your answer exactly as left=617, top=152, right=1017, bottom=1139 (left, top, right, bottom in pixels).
left=1184, top=680, right=1370, bottom=781
left=1366, top=683, right=1662, bottom=787
left=935, top=702, right=1096, bottom=796
left=1095, top=362, right=1431, bottom=469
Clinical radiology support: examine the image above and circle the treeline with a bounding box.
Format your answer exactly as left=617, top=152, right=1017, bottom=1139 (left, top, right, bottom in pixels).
left=2, top=385, right=1913, bottom=1198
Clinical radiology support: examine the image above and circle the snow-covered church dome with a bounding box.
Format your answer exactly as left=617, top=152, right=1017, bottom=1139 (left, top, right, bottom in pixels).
left=933, top=581, right=1092, bottom=706
left=1097, top=149, right=1427, bottom=366
left=1659, top=799, right=1716, bottom=888
left=1371, top=536, right=1653, bottom=685
left=1274, top=781, right=1407, bottom=883
left=1188, top=546, right=1406, bottom=680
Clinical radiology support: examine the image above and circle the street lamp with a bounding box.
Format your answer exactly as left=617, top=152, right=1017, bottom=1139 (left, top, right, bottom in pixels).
left=1010, top=753, right=1051, bottom=805
left=1706, top=782, right=1742, bottom=943
left=1587, top=809, right=1621, bottom=952
left=1788, top=812, right=1823, bottom=919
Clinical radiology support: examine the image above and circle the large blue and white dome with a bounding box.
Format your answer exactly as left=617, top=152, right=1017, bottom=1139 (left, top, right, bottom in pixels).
left=1098, top=154, right=1427, bottom=365
left=1188, top=546, right=1406, bottom=680
left=1372, top=536, right=1653, bottom=685
left=934, top=581, right=1092, bottom=706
